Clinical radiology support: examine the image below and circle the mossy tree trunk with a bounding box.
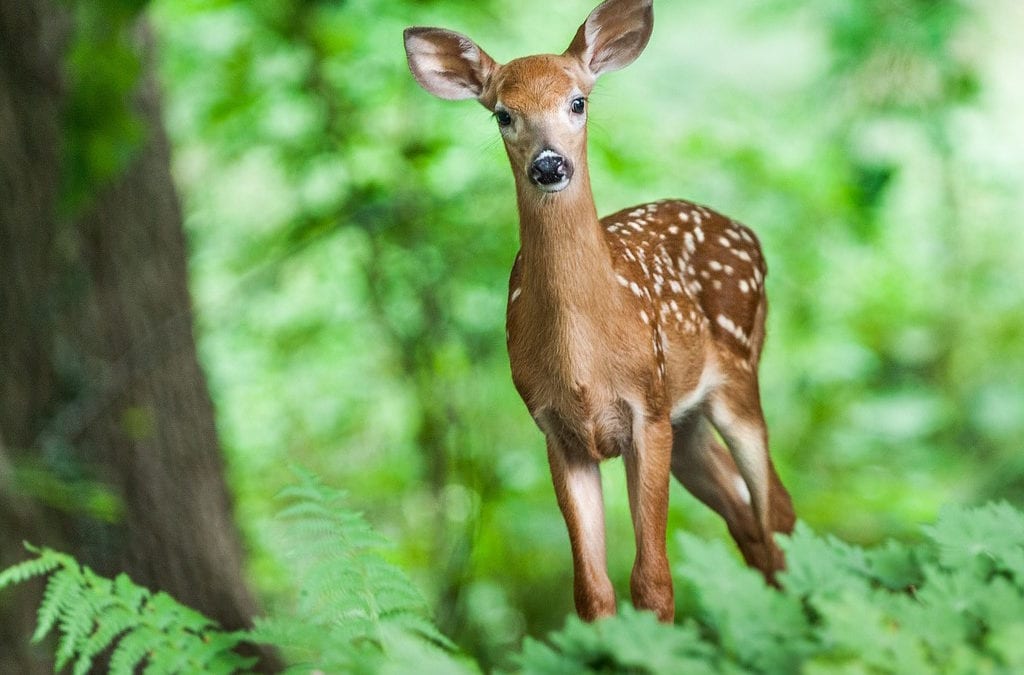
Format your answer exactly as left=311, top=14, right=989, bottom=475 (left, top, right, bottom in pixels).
left=0, top=1, right=272, bottom=670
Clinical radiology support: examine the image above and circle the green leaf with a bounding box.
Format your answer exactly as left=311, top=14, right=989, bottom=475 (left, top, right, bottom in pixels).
left=778, top=522, right=872, bottom=599
left=517, top=605, right=719, bottom=675
left=34, top=567, right=83, bottom=644
left=0, top=546, right=64, bottom=590
left=924, top=502, right=1024, bottom=575
left=677, top=531, right=813, bottom=672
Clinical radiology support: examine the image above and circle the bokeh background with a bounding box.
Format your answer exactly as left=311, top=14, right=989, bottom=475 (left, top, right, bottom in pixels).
left=4, top=0, right=1024, bottom=670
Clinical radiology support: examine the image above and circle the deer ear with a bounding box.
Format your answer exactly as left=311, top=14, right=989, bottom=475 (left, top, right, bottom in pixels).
left=404, top=27, right=499, bottom=103
left=565, top=0, right=653, bottom=79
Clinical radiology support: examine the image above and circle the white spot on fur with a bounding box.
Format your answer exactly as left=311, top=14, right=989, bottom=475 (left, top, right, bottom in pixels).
left=716, top=314, right=750, bottom=345
left=683, top=232, right=696, bottom=253
left=732, top=248, right=753, bottom=263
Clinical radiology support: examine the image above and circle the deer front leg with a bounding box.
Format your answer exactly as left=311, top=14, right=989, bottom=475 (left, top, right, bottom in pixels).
left=546, top=436, right=616, bottom=620
left=622, top=416, right=674, bottom=621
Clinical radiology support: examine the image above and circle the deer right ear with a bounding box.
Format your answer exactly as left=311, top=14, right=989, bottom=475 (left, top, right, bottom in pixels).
left=404, top=27, right=499, bottom=103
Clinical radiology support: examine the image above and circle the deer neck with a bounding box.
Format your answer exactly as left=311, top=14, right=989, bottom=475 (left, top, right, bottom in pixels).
left=513, top=166, right=622, bottom=334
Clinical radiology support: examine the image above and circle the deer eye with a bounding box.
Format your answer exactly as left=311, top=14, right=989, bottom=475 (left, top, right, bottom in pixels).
left=495, top=109, right=512, bottom=127
left=571, top=97, right=586, bottom=114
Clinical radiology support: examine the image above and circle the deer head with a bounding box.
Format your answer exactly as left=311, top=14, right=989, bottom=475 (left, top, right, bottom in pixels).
left=404, top=0, right=653, bottom=195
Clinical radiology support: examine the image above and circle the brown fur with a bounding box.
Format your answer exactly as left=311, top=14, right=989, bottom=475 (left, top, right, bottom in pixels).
left=405, top=0, right=796, bottom=622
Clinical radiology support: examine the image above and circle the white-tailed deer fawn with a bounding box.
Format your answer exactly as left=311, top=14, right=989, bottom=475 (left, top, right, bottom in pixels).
left=404, top=0, right=795, bottom=622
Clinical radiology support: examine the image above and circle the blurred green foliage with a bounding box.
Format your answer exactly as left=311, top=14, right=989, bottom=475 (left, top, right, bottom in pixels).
left=62, top=0, right=151, bottom=212
left=7, top=488, right=1024, bottom=673
left=129, top=0, right=1024, bottom=665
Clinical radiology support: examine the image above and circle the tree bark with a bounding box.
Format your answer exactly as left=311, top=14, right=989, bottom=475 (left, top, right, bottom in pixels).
left=0, top=1, right=271, bottom=670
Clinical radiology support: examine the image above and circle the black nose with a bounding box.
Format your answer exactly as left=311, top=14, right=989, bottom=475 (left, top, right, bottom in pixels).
left=530, top=151, right=572, bottom=187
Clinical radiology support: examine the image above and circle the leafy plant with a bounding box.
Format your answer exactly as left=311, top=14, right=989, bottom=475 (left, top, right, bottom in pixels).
left=521, top=501, right=1024, bottom=674
left=5, top=481, right=1024, bottom=674
left=0, top=470, right=472, bottom=674
left=250, top=468, right=474, bottom=673
left=0, top=546, right=254, bottom=675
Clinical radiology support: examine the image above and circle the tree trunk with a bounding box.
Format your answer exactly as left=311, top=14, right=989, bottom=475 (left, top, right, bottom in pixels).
left=0, top=1, right=271, bottom=670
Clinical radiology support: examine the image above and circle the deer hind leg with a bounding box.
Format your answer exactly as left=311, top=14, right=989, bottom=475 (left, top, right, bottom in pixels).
left=701, top=383, right=795, bottom=581
left=670, top=411, right=794, bottom=578
left=545, top=435, right=616, bottom=620
left=622, top=417, right=674, bottom=621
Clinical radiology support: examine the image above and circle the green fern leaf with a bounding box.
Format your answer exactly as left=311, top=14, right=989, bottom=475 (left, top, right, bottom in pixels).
left=34, top=566, right=84, bottom=643
left=0, top=546, right=64, bottom=589
left=108, top=626, right=155, bottom=675
left=146, top=591, right=216, bottom=633
left=71, top=606, right=135, bottom=675
left=112, top=572, right=151, bottom=611
left=369, top=623, right=480, bottom=675
left=192, top=631, right=259, bottom=671
left=258, top=468, right=467, bottom=671
left=55, top=581, right=101, bottom=671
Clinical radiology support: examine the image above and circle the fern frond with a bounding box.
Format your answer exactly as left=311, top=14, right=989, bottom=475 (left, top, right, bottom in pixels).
left=193, top=631, right=260, bottom=671
left=1, top=544, right=253, bottom=675
left=261, top=468, right=467, bottom=670
left=71, top=607, right=135, bottom=675
left=0, top=546, right=65, bottom=589
left=107, top=626, right=154, bottom=675
left=55, top=583, right=100, bottom=671
left=34, top=564, right=86, bottom=643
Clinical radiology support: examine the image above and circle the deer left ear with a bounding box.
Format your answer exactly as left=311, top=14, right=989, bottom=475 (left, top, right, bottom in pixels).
left=565, top=0, right=653, bottom=80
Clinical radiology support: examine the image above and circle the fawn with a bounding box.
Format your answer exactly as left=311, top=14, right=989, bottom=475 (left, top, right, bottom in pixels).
left=404, top=0, right=795, bottom=622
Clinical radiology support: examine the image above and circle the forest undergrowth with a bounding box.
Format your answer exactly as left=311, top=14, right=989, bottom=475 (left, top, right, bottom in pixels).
left=4, top=469, right=1024, bottom=674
